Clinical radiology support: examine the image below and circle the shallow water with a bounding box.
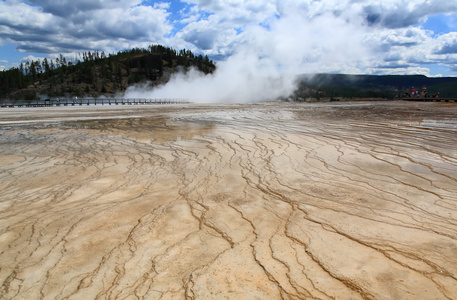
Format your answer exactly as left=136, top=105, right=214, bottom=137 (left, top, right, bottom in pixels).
left=1, top=101, right=456, bottom=299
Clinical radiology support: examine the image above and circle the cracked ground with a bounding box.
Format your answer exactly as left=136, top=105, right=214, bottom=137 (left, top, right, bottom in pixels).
left=1, top=101, right=456, bottom=299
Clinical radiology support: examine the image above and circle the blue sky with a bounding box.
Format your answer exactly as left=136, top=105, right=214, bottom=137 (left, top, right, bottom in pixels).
left=1, top=0, right=457, bottom=77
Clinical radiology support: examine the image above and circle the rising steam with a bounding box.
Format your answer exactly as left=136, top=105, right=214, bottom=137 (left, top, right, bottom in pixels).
left=124, top=6, right=372, bottom=103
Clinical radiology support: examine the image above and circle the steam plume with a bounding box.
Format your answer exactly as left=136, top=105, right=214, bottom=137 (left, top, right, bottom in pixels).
left=124, top=6, right=372, bottom=103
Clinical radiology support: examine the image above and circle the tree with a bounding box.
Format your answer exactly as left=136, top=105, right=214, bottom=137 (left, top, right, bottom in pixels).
left=25, top=61, right=30, bottom=75
left=42, top=58, right=51, bottom=78
left=29, top=60, right=37, bottom=80
left=60, top=54, right=67, bottom=66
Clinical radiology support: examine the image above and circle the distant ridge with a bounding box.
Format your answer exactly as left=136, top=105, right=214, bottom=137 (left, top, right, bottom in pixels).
left=295, top=74, right=457, bottom=99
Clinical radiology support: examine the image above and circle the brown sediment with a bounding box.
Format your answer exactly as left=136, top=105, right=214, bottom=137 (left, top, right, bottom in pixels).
left=0, top=101, right=456, bottom=299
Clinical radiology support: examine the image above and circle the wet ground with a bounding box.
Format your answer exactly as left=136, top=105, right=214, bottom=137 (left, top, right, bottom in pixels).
left=0, top=101, right=456, bottom=299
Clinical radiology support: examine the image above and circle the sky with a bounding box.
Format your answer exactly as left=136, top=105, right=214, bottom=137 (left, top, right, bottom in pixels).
left=1, top=0, right=457, bottom=75
left=1, top=0, right=457, bottom=101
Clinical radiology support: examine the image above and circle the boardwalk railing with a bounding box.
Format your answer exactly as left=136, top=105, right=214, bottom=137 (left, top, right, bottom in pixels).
left=0, top=98, right=189, bottom=108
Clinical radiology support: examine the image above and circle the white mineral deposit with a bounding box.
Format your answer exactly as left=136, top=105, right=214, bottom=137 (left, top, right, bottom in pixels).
left=1, top=101, right=456, bottom=299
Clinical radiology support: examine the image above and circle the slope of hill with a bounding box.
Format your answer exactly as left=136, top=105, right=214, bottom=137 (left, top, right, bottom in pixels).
left=0, top=45, right=215, bottom=100
left=295, top=74, right=457, bottom=99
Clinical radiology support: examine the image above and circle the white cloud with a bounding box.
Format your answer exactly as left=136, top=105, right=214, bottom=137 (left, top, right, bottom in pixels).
left=90, top=6, right=170, bottom=40
left=0, top=60, right=8, bottom=71
left=1, top=0, right=457, bottom=78
left=25, top=0, right=142, bottom=17
left=170, top=0, right=457, bottom=75
left=0, top=0, right=172, bottom=55
left=20, top=55, right=45, bottom=62
left=434, top=32, right=457, bottom=54
left=361, top=0, right=457, bottom=28
left=380, top=28, right=429, bottom=48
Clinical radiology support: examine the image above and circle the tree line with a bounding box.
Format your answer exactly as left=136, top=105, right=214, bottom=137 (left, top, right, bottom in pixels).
left=0, top=45, right=215, bottom=99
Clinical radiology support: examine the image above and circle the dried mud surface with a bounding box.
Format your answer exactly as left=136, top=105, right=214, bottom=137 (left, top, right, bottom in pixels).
left=0, top=101, right=456, bottom=299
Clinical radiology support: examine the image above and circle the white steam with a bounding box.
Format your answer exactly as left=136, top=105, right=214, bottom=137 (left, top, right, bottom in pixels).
left=125, top=50, right=298, bottom=103
left=124, top=4, right=373, bottom=103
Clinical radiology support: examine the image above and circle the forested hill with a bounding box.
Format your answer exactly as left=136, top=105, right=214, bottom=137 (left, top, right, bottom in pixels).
left=295, top=74, right=457, bottom=99
left=0, top=45, right=215, bottom=100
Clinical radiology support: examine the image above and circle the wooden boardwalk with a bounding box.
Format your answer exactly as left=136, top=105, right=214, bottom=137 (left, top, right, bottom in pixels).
left=0, top=98, right=189, bottom=108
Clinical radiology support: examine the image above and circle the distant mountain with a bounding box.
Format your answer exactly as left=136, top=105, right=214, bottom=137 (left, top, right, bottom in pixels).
left=0, top=45, right=215, bottom=101
left=295, top=74, right=457, bottom=99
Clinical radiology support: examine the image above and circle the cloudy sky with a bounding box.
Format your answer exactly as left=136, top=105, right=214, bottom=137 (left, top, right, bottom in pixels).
left=1, top=0, right=457, bottom=77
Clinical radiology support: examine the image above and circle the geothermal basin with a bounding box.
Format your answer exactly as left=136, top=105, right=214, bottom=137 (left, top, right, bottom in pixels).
left=0, top=101, right=456, bottom=299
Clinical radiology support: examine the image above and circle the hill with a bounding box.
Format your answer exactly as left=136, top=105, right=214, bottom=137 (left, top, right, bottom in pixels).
left=0, top=45, right=215, bottom=101
left=294, top=74, right=457, bottom=100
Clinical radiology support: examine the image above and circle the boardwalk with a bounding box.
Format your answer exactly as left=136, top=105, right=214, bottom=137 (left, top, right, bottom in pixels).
left=0, top=98, right=189, bottom=108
